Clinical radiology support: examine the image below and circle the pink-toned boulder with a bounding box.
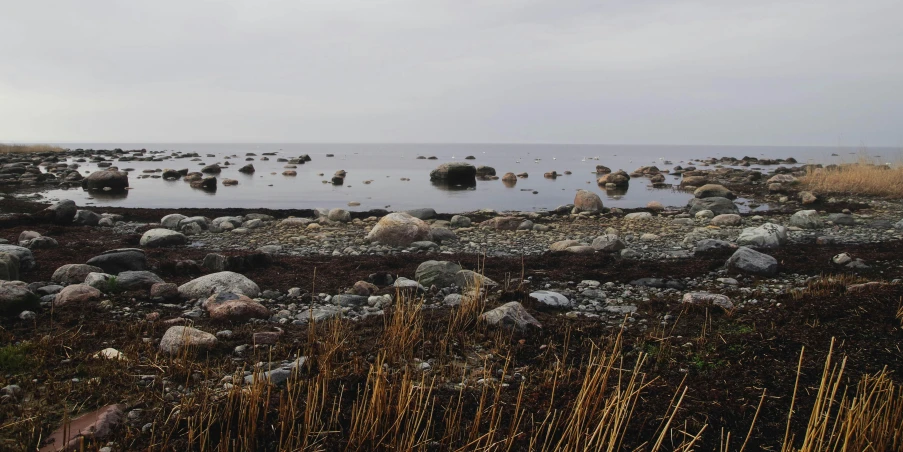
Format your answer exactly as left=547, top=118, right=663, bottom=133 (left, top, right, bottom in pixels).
left=479, top=217, right=522, bottom=230
left=573, top=189, right=604, bottom=213
left=365, top=212, right=432, bottom=247
left=204, top=292, right=270, bottom=322
left=348, top=281, right=379, bottom=296
left=54, top=284, right=102, bottom=307
left=40, top=404, right=125, bottom=452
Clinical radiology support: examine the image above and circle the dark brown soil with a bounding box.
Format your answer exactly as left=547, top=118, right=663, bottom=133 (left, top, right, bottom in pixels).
left=2, top=204, right=902, bottom=451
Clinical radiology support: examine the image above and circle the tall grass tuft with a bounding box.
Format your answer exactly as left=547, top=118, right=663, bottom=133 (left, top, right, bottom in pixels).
left=802, top=154, right=903, bottom=198
left=0, top=143, right=65, bottom=154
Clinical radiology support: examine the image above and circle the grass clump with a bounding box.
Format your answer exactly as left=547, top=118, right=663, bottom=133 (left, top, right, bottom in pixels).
left=0, top=143, right=66, bottom=154
left=0, top=342, right=33, bottom=373
left=802, top=154, right=903, bottom=198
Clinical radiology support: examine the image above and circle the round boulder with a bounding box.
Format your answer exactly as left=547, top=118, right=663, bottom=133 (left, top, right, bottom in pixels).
left=365, top=213, right=432, bottom=247
left=573, top=189, right=604, bottom=213
left=140, top=229, right=188, bottom=247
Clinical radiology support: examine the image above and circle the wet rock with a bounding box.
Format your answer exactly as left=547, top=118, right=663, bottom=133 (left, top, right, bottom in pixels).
left=161, top=214, right=188, bottom=229
left=687, top=197, right=739, bottom=215
left=480, top=302, right=542, bottom=331
left=72, top=209, right=101, bottom=226
left=630, top=278, right=685, bottom=290
left=573, top=189, right=604, bottom=213
left=42, top=199, right=78, bottom=224
left=159, top=326, right=217, bottom=355
left=694, top=184, right=735, bottom=199
left=429, top=162, right=476, bottom=184
left=82, top=169, right=129, bottom=190
left=726, top=247, right=778, bottom=276
left=596, top=170, right=630, bottom=186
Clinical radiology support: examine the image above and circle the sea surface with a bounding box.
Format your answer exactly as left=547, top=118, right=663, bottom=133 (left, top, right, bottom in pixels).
left=33, top=143, right=899, bottom=213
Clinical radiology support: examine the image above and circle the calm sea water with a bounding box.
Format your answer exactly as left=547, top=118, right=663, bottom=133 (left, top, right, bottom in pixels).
left=34, top=143, right=898, bottom=213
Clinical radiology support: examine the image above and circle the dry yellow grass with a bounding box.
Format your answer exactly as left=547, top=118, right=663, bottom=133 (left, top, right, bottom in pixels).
left=801, top=155, right=903, bottom=198
left=0, top=143, right=66, bottom=153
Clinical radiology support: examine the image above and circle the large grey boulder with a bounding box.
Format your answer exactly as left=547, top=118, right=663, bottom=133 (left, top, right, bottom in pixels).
left=737, top=223, right=787, bottom=248
left=161, top=214, right=188, bottom=229
left=573, top=190, right=604, bottom=213
left=0, top=253, right=20, bottom=281
left=365, top=213, right=432, bottom=247
left=404, top=208, right=437, bottom=220
left=726, top=247, right=778, bottom=276
left=159, top=326, right=217, bottom=355
left=82, top=169, right=129, bottom=190
left=415, top=260, right=462, bottom=287
left=429, top=162, right=476, bottom=183
left=327, top=208, right=351, bottom=222
left=0, top=285, right=38, bottom=316
left=789, top=210, right=823, bottom=229
left=693, top=184, right=735, bottom=199
left=140, top=229, right=187, bottom=247
left=42, top=199, right=77, bottom=224
left=51, top=264, right=104, bottom=285
left=178, top=271, right=260, bottom=298
left=480, top=302, right=542, bottom=331
left=86, top=249, right=147, bottom=273
left=210, top=216, right=244, bottom=233
left=0, top=245, right=35, bottom=271
left=687, top=197, right=739, bottom=215
left=73, top=210, right=101, bottom=226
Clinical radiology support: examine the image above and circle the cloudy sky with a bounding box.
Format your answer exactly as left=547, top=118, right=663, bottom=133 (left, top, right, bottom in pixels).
left=1, top=0, right=900, bottom=146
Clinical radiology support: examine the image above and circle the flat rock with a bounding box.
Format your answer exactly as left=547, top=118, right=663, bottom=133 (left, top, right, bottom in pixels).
left=140, top=229, right=188, bottom=247
left=51, top=264, right=104, bottom=285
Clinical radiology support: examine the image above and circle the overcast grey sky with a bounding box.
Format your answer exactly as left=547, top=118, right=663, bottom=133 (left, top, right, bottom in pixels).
left=1, top=0, right=901, bottom=146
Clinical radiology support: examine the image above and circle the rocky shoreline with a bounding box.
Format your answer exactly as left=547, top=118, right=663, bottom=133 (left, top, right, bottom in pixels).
left=2, top=151, right=903, bottom=451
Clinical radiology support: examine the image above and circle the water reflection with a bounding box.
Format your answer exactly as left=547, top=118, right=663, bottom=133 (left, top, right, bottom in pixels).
left=603, top=186, right=628, bottom=198
left=431, top=179, right=477, bottom=191
left=84, top=188, right=129, bottom=201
